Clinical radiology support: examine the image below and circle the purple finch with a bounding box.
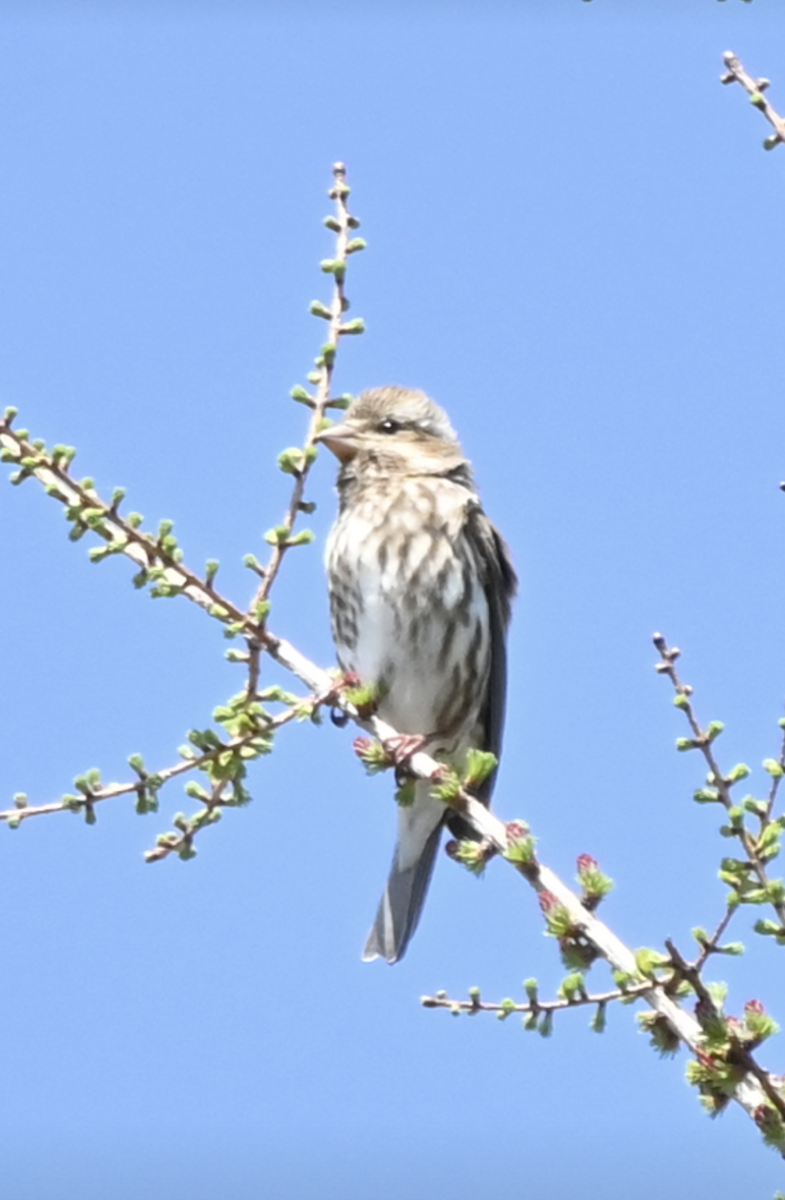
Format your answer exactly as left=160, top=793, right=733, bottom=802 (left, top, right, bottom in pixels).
left=317, top=386, right=516, bottom=963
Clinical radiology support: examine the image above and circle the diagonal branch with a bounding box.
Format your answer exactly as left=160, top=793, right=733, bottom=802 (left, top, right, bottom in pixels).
left=721, top=51, right=785, bottom=150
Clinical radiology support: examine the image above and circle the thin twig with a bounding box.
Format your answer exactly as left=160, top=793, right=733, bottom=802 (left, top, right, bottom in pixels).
left=721, top=51, right=785, bottom=149
left=421, top=981, right=653, bottom=1015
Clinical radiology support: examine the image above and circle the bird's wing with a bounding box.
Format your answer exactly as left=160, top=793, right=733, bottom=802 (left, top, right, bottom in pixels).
left=463, top=502, right=518, bottom=803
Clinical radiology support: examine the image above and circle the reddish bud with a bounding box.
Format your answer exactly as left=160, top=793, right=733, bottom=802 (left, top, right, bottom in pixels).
left=745, top=998, right=765, bottom=1015
left=506, top=821, right=529, bottom=840
left=577, top=854, right=598, bottom=874
left=444, top=840, right=459, bottom=859
left=538, top=890, right=560, bottom=914
left=353, top=737, right=373, bottom=757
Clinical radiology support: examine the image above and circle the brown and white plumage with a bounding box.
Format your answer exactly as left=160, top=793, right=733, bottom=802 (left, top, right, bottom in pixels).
left=318, top=386, right=517, bottom=963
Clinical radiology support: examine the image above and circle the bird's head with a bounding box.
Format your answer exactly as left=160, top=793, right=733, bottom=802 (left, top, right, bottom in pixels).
left=315, top=386, right=469, bottom=481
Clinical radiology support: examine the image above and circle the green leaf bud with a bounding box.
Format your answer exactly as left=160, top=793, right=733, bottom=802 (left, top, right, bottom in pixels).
left=524, top=978, right=538, bottom=1002
left=497, top=998, right=517, bottom=1021
left=591, top=1002, right=607, bottom=1034
left=676, top=737, right=697, bottom=752
left=290, top=385, right=315, bottom=407
left=693, top=788, right=720, bottom=804
left=321, top=342, right=337, bottom=366
left=463, top=748, right=498, bottom=788
left=264, top=526, right=290, bottom=546
left=340, top=318, right=366, bottom=335
left=539, top=1011, right=554, bottom=1038
left=707, top=721, right=725, bottom=740
left=309, top=300, right=333, bottom=320
left=127, top=512, right=144, bottom=528
left=287, top=529, right=315, bottom=547
left=763, top=758, right=784, bottom=777
left=346, top=237, right=367, bottom=253
left=323, top=216, right=341, bottom=232
left=3, top=406, right=18, bottom=421
left=635, top=947, right=670, bottom=977
left=673, top=693, right=689, bottom=710
left=717, top=942, right=745, bottom=956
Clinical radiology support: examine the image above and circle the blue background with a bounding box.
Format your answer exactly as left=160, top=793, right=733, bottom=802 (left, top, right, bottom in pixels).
left=2, top=2, right=785, bottom=1197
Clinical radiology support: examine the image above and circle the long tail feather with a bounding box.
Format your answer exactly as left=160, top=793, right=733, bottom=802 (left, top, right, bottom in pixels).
left=362, top=786, right=445, bottom=963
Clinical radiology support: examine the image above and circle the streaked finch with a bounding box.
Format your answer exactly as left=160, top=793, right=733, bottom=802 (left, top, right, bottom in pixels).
left=317, top=386, right=516, bottom=963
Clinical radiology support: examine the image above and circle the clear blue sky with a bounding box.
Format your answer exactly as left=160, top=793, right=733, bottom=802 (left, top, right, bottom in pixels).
left=2, top=3, right=785, bottom=1198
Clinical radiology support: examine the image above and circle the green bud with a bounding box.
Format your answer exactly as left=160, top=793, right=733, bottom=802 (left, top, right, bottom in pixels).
left=591, top=1002, right=607, bottom=1034
left=307, top=371, right=322, bottom=384
left=750, top=91, right=766, bottom=109
left=290, top=385, right=315, bottom=407
left=204, top=559, right=219, bottom=585
left=673, top=693, right=689, bottom=709
left=634, top=947, right=670, bottom=977
left=208, top=604, right=229, bottom=620
left=264, top=526, right=290, bottom=546
left=309, top=300, right=333, bottom=320
left=539, top=1011, right=554, bottom=1038
left=497, top=998, right=517, bottom=1021
left=693, top=788, right=720, bottom=804
left=346, top=238, right=367, bottom=253
left=321, top=343, right=337, bottom=366
left=340, top=318, right=366, bottom=335
left=524, top=978, right=538, bottom=1002
left=717, top=941, right=745, bottom=956
left=3, top=406, right=18, bottom=421
left=763, top=758, right=784, bottom=777
left=327, top=395, right=352, bottom=411
left=676, top=737, right=697, bottom=752
left=395, top=780, right=417, bottom=808
left=128, top=754, right=146, bottom=775
left=463, top=748, right=498, bottom=788
left=255, top=599, right=271, bottom=621
left=12, top=792, right=27, bottom=809
left=277, top=447, right=305, bottom=475
left=320, top=258, right=346, bottom=281
left=726, top=763, right=751, bottom=783
left=323, top=216, right=341, bottom=232
left=707, top=721, right=725, bottom=740
left=7, top=815, right=20, bottom=830
left=127, top=512, right=144, bottom=528
left=287, top=529, right=315, bottom=547
left=764, top=135, right=782, bottom=151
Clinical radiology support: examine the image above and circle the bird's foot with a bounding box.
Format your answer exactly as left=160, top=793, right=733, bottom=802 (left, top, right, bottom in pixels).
left=381, top=733, right=429, bottom=766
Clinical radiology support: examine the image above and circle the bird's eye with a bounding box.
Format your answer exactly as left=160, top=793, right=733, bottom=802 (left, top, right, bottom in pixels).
left=378, top=417, right=401, bottom=434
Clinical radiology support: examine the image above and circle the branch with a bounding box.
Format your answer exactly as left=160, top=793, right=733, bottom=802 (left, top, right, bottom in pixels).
left=721, top=51, right=785, bottom=150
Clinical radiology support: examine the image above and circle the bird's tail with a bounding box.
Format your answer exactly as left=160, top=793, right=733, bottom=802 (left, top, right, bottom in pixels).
left=362, top=784, right=445, bottom=964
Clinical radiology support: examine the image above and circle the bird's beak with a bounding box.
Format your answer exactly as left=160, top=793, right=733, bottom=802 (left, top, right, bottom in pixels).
left=314, top=421, right=362, bottom=463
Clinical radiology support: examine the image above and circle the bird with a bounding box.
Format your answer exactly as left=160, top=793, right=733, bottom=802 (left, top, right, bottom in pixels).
left=316, top=386, right=517, bottom=963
